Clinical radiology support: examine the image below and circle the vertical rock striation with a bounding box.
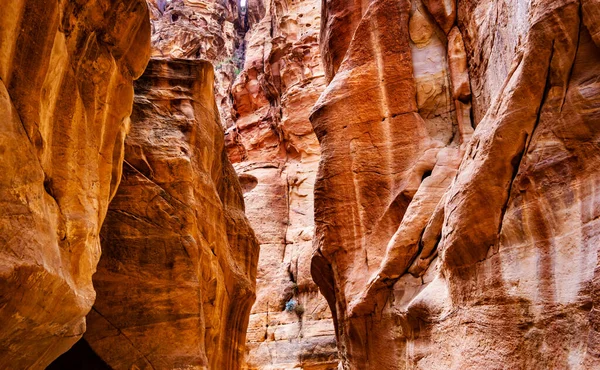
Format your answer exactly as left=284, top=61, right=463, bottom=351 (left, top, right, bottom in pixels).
left=311, top=0, right=600, bottom=368
left=42, top=1, right=260, bottom=368
left=224, top=0, right=339, bottom=368
left=83, top=58, right=259, bottom=369
left=0, top=1, right=150, bottom=368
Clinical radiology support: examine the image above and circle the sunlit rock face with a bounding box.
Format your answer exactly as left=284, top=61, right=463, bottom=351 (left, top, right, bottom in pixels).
left=311, top=0, right=600, bottom=368
left=146, top=0, right=246, bottom=128
left=0, top=1, right=150, bottom=368
left=223, top=0, right=339, bottom=368
left=81, top=58, right=259, bottom=369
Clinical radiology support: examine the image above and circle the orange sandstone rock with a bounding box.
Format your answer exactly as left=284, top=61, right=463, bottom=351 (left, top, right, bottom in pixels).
left=0, top=1, right=150, bottom=368
left=311, top=0, right=600, bottom=368
left=146, top=0, right=247, bottom=128
left=83, top=58, right=259, bottom=369
left=422, top=0, right=456, bottom=34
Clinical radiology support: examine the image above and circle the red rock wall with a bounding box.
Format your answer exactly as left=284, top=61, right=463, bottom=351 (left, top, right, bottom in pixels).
left=311, top=0, right=600, bottom=368
left=224, top=0, right=339, bottom=368
left=84, top=58, right=259, bottom=370
left=0, top=1, right=150, bottom=368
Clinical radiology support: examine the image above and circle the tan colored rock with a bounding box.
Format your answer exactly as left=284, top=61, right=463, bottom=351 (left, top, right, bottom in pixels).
left=47, top=1, right=261, bottom=366
left=311, top=0, right=600, bottom=368
left=447, top=26, right=471, bottom=101
left=147, top=0, right=246, bottom=127
left=0, top=1, right=150, bottom=368
left=409, top=7, right=436, bottom=45
left=224, top=0, right=338, bottom=368
left=80, top=58, right=259, bottom=370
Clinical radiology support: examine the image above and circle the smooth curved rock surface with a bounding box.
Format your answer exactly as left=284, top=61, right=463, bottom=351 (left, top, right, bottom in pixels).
left=82, top=58, right=259, bottom=370
left=311, top=0, right=600, bottom=368
left=0, top=1, right=150, bottom=368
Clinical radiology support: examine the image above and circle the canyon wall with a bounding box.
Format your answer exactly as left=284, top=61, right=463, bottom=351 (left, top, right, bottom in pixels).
left=147, top=0, right=245, bottom=127
left=84, top=58, right=259, bottom=370
left=311, top=0, right=600, bottom=369
left=224, top=0, right=339, bottom=368
left=47, top=1, right=261, bottom=368
left=128, top=1, right=338, bottom=367
left=0, top=1, right=150, bottom=368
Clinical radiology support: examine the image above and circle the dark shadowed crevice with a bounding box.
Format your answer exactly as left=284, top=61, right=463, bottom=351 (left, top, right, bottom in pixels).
left=47, top=339, right=111, bottom=370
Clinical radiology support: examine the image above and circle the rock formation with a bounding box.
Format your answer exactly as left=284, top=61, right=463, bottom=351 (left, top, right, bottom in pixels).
left=83, top=58, right=259, bottom=370
left=146, top=0, right=246, bottom=127
left=0, top=1, right=150, bottom=368
left=224, top=0, right=339, bottom=368
left=4, top=0, right=597, bottom=369
left=311, top=0, right=600, bottom=369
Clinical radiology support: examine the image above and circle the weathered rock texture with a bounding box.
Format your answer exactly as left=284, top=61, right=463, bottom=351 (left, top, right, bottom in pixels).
left=224, top=0, right=339, bottom=368
left=79, top=58, right=259, bottom=369
left=146, top=0, right=246, bottom=127
left=311, top=0, right=600, bottom=369
left=0, top=1, right=150, bottom=368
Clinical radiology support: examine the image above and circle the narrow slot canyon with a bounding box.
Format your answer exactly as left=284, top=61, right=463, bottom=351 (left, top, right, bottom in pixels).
left=1, top=0, right=600, bottom=369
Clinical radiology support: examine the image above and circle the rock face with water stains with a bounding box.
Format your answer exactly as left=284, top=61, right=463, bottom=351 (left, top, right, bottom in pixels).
left=0, top=1, right=150, bottom=368
left=224, top=0, right=339, bottom=368
left=82, top=58, right=259, bottom=369
left=311, top=0, right=600, bottom=368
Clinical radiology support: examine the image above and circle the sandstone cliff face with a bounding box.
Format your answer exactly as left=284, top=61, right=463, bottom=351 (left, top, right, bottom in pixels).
left=224, top=0, right=338, bottom=368
left=82, top=58, right=259, bottom=370
left=311, top=0, right=600, bottom=369
left=146, top=0, right=245, bottom=128
left=0, top=1, right=150, bottom=368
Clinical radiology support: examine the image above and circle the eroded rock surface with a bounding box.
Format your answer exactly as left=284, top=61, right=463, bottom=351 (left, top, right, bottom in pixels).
left=0, top=1, right=150, bottom=368
left=311, top=0, right=600, bottom=368
left=83, top=58, right=259, bottom=369
left=146, top=0, right=246, bottom=127
left=224, top=0, right=339, bottom=368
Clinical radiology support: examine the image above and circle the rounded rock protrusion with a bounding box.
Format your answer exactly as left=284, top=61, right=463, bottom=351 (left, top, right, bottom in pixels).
left=409, top=8, right=434, bottom=46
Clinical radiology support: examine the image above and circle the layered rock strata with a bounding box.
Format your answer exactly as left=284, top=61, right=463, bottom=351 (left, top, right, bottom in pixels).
left=224, top=0, right=339, bottom=368
left=0, top=1, right=150, bottom=368
left=79, top=58, right=259, bottom=369
left=311, top=0, right=600, bottom=368
left=146, top=0, right=246, bottom=127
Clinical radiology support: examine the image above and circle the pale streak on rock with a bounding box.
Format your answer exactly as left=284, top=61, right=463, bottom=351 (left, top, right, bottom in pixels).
left=311, top=0, right=600, bottom=368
